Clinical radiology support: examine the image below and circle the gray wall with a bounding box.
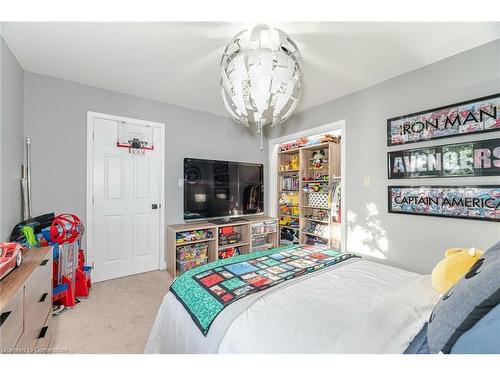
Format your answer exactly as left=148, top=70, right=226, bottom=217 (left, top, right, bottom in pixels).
left=0, top=36, right=24, bottom=240
left=269, top=39, right=500, bottom=274
left=23, top=72, right=266, bottom=229
left=15, top=39, right=500, bottom=274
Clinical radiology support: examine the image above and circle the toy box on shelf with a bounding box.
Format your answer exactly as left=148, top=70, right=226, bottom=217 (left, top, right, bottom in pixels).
left=176, top=228, right=214, bottom=244
left=177, top=242, right=209, bottom=261
left=250, top=219, right=278, bottom=252
left=218, top=226, right=242, bottom=246
left=251, top=220, right=277, bottom=235
left=217, top=223, right=249, bottom=259
left=176, top=242, right=209, bottom=274
left=251, top=234, right=274, bottom=251
left=170, top=225, right=217, bottom=276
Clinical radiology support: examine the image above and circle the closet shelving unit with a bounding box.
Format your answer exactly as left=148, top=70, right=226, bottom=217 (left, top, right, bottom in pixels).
left=277, top=148, right=301, bottom=246
left=278, top=141, right=341, bottom=249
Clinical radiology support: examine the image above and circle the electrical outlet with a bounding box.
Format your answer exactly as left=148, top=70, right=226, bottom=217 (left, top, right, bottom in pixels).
left=363, top=176, right=371, bottom=187
left=178, top=178, right=184, bottom=188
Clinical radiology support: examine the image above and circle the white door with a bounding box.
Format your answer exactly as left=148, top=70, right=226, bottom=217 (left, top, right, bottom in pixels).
left=91, top=114, right=163, bottom=282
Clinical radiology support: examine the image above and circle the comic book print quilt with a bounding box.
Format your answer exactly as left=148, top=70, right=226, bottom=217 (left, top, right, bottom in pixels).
left=170, top=244, right=360, bottom=336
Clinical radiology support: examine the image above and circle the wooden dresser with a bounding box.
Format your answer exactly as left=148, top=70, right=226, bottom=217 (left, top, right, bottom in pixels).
left=0, top=247, right=53, bottom=354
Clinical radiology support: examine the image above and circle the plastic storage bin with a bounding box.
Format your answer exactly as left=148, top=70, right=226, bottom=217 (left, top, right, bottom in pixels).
left=252, top=220, right=277, bottom=235
left=252, top=233, right=269, bottom=247
left=219, top=232, right=242, bottom=246
left=177, top=243, right=208, bottom=261
left=176, top=257, right=208, bottom=274
left=176, top=229, right=214, bottom=244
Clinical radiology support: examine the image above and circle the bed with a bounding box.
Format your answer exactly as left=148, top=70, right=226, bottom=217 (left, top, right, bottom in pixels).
left=145, top=244, right=439, bottom=354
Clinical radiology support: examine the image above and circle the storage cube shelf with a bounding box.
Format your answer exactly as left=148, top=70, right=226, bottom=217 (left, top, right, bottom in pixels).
left=166, top=216, right=278, bottom=277
left=277, top=140, right=342, bottom=249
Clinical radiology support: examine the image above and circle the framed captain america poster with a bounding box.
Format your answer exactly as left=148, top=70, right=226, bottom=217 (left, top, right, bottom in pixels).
left=388, top=185, right=500, bottom=222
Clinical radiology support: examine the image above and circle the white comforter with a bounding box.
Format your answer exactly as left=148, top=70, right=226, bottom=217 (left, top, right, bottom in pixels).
left=145, top=259, right=438, bottom=354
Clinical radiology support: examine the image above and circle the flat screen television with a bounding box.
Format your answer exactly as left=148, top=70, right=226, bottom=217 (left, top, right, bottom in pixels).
left=184, top=158, right=264, bottom=221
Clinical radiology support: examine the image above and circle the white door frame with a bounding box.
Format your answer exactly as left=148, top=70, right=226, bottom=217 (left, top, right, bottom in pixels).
left=267, top=120, right=347, bottom=252
left=86, top=111, right=166, bottom=274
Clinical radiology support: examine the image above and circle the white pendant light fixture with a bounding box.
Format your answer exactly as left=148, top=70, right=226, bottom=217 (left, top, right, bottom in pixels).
left=220, top=24, right=302, bottom=150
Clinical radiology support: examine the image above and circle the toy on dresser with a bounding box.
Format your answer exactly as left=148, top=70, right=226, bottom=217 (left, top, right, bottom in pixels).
left=0, top=242, right=23, bottom=280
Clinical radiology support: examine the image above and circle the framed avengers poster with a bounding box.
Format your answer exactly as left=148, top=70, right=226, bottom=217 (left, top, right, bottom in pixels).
left=387, top=138, right=500, bottom=179
left=387, top=93, right=500, bottom=146
left=388, top=186, right=500, bottom=222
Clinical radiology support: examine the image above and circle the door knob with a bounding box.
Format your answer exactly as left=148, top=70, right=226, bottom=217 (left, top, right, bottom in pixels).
left=152, top=204, right=159, bottom=209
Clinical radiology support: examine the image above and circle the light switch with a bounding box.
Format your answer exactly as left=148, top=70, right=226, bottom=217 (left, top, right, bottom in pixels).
left=363, top=176, right=371, bottom=187
left=178, top=178, right=184, bottom=188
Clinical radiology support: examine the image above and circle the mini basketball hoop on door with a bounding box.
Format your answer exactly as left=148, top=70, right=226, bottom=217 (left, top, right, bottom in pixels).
left=117, top=121, right=155, bottom=156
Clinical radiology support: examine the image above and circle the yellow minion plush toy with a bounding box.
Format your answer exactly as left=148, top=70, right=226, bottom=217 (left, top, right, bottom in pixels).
left=431, top=247, right=483, bottom=295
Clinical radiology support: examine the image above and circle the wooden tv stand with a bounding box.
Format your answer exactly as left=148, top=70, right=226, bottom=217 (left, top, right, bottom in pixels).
left=166, top=216, right=278, bottom=278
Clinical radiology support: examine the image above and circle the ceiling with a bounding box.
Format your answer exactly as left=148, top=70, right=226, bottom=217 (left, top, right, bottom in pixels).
left=2, top=22, right=499, bottom=116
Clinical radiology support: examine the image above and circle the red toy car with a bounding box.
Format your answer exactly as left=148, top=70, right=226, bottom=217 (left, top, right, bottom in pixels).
left=0, top=242, right=23, bottom=279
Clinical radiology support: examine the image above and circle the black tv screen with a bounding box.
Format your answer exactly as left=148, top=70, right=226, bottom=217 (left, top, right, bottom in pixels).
left=184, top=158, right=264, bottom=221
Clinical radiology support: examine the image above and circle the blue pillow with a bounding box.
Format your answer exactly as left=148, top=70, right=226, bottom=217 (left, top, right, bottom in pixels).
left=427, top=241, right=500, bottom=353
left=451, top=303, right=500, bottom=354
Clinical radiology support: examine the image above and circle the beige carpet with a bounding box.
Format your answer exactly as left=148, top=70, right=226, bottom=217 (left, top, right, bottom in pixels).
left=51, top=270, right=172, bottom=354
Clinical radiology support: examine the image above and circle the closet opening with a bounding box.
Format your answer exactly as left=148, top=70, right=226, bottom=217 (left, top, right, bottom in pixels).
left=267, top=120, right=346, bottom=251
